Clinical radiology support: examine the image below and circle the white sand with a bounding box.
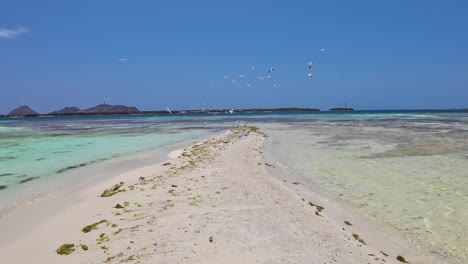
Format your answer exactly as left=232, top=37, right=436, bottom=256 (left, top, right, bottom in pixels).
left=0, top=127, right=426, bottom=263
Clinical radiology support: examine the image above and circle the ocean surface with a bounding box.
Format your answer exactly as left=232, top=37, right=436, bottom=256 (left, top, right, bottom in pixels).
left=0, top=110, right=467, bottom=262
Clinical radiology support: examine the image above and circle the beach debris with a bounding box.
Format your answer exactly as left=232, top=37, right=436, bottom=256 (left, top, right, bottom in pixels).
left=307, top=72, right=313, bottom=78
left=82, top=219, right=108, bottom=233
left=171, top=184, right=178, bottom=187
left=265, top=163, right=274, bottom=167
left=114, top=204, right=124, bottom=209
left=100, top=182, right=124, bottom=197
left=396, top=255, right=410, bottom=263
left=139, top=176, right=145, bottom=181
left=123, top=201, right=130, bottom=207
left=56, top=244, right=75, bottom=255
left=380, top=251, right=389, bottom=257
left=81, top=244, right=88, bottom=251
left=111, top=223, right=118, bottom=228
left=308, top=61, right=313, bottom=69
left=292, top=182, right=300, bottom=185
left=344, top=221, right=353, bottom=226
left=162, top=162, right=171, bottom=166
left=352, top=233, right=367, bottom=245
left=209, top=236, right=213, bottom=243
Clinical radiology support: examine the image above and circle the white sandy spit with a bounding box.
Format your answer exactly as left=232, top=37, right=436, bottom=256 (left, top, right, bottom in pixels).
left=0, top=127, right=423, bottom=264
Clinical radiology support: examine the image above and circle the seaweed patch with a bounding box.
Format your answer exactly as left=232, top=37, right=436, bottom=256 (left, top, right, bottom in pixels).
left=56, top=244, right=75, bottom=255
left=19, top=176, right=39, bottom=184
left=0, top=185, right=7, bottom=190
left=0, top=173, right=14, bottom=177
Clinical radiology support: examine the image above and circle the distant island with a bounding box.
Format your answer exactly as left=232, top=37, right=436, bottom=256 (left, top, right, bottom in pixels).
left=2, top=104, right=320, bottom=117
left=8, top=105, right=40, bottom=116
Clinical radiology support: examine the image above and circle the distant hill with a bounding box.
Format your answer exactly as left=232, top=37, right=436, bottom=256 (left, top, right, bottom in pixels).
left=80, top=104, right=139, bottom=113
left=8, top=105, right=39, bottom=116
left=49, top=107, right=81, bottom=115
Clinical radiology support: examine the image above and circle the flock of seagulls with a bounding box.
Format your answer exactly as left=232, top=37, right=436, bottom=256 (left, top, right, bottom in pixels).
left=219, top=48, right=326, bottom=90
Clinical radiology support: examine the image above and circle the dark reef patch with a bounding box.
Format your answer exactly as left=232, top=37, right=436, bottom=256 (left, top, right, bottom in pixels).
left=0, top=185, right=7, bottom=190
left=0, top=156, right=16, bottom=161
left=19, top=176, right=40, bottom=184
left=0, top=173, right=15, bottom=177
left=56, top=163, right=88, bottom=173
left=36, top=158, right=46, bottom=161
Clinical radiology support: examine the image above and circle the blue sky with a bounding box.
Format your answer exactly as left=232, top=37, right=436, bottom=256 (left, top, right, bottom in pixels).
left=1, top=0, right=467, bottom=113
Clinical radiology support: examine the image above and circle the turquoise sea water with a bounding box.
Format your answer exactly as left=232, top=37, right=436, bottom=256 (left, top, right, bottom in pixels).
left=0, top=110, right=467, bottom=262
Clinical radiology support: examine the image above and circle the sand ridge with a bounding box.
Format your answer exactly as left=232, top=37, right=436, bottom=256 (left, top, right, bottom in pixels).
left=1, top=127, right=404, bottom=263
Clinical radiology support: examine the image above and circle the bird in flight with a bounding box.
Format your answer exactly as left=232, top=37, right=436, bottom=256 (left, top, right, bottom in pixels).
left=307, top=72, right=313, bottom=78
left=267, top=67, right=275, bottom=73
left=308, top=61, right=313, bottom=69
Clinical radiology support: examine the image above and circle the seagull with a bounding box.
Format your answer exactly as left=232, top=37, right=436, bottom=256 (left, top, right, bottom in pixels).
left=308, top=72, right=313, bottom=78
left=267, top=67, right=275, bottom=73
left=308, top=61, right=313, bottom=69
left=231, top=80, right=237, bottom=84
left=320, top=48, right=326, bottom=52
left=251, top=67, right=256, bottom=70
left=166, top=107, right=172, bottom=114
left=239, top=74, right=246, bottom=78
left=258, top=76, right=265, bottom=80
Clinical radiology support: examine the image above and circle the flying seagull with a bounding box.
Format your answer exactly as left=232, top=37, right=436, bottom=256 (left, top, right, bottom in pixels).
left=251, top=66, right=256, bottom=70
left=231, top=80, right=237, bottom=84
left=320, top=48, right=326, bottom=52
left=166, top=107, right=172, bottom=114
left=307, top=72, right=313, bottom=78
left=308, top=61, right=313, bottom=69
left=258, top=76, right=265, bottom=80
left=267, top=67, right=275, bottom=73
left=239, top=74, right=246, bottom=78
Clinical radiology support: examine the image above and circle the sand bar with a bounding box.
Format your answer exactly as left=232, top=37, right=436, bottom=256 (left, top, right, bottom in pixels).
left=0, top=127, right=448, bottom=263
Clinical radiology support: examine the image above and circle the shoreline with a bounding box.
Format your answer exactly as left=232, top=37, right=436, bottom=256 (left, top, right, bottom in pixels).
left=0, top=126, right=458, bottom=263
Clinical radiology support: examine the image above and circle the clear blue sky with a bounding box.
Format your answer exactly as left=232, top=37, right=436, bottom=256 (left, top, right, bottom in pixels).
left=1, top=0, right=467, bottom=113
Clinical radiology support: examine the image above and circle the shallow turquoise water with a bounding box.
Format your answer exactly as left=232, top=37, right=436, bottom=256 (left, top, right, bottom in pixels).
left=261, top=112, right=468, bottom=263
